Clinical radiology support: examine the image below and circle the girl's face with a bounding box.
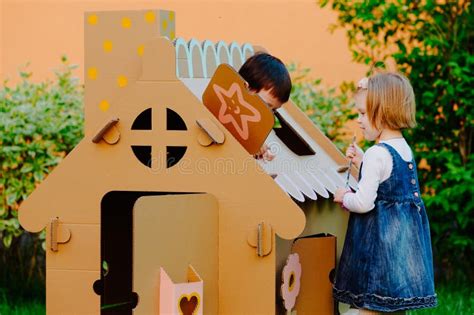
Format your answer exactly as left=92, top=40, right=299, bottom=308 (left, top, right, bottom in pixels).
left=355, top=91, right=380, bottom=141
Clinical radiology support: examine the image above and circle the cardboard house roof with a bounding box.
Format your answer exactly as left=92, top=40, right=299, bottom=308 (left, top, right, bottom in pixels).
left=176, top=39, right=358, bottom=202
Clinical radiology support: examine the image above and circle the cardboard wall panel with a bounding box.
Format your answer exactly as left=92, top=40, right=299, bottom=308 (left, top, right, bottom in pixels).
left=47, top=269, right=100, bottom=314
left=47, top=223, right=100, bottom=271
left=133, top=194, right=218, bottom=315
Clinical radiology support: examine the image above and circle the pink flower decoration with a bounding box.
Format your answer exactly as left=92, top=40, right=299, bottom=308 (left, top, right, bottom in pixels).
left=280, top=253, right=302, bottom=311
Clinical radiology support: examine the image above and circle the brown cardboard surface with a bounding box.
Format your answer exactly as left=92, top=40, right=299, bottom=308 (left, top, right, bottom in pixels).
left=133, top=194, right=218, bottom=314
left=292, top=235, right=336, bottom=315
left=139, top=36, right=177, bottom=82
left=47, top=269, right=100, bottom=314
left=276, top=200, right=345, bottom=314
left=47, top=223, right=100, bottom=271
left=276, top=200, right=348, bottom=278
left=84, top=10, right=176, bottom=136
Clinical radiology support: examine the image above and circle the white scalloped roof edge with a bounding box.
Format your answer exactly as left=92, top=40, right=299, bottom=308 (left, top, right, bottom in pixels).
left=174, top=38, right=254, bottom=78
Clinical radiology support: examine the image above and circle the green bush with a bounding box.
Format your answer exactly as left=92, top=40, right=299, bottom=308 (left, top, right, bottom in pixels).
left=289, top=63, right=356, bottom=150
left=320, top=0, right=474, bottom=281
left=0, top=57, right=84, bottom=300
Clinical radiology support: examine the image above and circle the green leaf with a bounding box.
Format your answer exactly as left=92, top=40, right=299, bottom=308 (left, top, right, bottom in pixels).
left=20, top=163, right=34, bottom=173
left=3, top=233, right=12, bottom=248
left=6, top=192, right=17, bottom=206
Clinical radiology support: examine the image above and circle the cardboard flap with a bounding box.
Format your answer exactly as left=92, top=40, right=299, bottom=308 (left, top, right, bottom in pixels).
left=187, top=265, right=203, bottom=283
left=292, top=234, right=336, bottom=315
left=196, top=118, right=225, bottom=145
left=247, top=222, right=273, bottom=257
left=202, top=64, right=274, bottom=154
left=92, top=117, right=120, bottom=144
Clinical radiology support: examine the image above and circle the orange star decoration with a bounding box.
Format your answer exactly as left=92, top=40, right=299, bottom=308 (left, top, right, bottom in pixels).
left=213, top=83, right=261, bottom=140
left=203, top=64, right=275, bottom=155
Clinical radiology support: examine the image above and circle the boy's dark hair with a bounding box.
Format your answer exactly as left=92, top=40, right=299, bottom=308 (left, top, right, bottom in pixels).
left=238, top=52, right=292, bottom=104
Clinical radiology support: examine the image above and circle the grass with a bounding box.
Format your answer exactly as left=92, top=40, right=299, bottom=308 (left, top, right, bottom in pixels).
left=0, top=288, right=44, bottom=315
left=0, top=300, right=45, bottom=315
left=0, top=282, right=472, bottom=314
left=408, top=281, right=474, bottom=315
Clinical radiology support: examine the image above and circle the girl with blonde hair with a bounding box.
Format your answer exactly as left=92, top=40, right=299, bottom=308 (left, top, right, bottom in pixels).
left=333, top=72, right=437, bottom=314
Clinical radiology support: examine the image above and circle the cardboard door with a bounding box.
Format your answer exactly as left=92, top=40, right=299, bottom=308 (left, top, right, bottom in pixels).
left=292, top=234, right=336, bottom=315
left=133, top=193, right=218, bottom=314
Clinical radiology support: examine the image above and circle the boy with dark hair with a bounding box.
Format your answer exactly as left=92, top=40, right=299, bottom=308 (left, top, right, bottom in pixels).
left=239, top=52, right=292, bottom=160
left=239, top=52, right=292, bottom=111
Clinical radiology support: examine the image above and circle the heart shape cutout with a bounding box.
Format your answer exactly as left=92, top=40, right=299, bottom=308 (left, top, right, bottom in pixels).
left=179, top=293, right=200, bottom=315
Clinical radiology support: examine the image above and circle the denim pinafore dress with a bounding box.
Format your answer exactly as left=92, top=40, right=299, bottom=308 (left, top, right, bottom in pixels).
left=333, top=143, right=437, bottom=312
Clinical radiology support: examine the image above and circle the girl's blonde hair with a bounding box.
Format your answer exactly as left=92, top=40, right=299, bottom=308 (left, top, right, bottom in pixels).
left=362, top=72, right=417, bottom=130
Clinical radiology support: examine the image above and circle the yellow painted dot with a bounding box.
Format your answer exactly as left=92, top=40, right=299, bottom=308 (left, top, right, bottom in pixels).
left=103, top=40, right=113, bottom=53
left=145, top=11, right=156, bottom=23
left=169, top=11, right=175, bottom=22
left=169, top=30, right=175, bottom=40
left=137, top=44, right=145, bottom=56
left=99, top=100, right=110, bottom=112
left=117, top=75, right=128, bottom=88
left=121, top=17, right=132, bottom=29
left=88, top=14, right=98, bottom=25
left=87, top=67, right=98, bottom=80
left=162, top=19, right=168, bottom=31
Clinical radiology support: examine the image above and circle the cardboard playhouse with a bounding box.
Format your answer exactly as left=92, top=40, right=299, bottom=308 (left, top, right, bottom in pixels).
left=18, top=9, right=359, bottom=315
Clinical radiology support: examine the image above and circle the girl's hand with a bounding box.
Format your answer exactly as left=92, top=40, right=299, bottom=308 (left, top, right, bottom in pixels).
left=254, top=144, right=275, bottom=161
left=346, top=143, right=363, bottom=169
left=334, top=187, right=350, bottom=204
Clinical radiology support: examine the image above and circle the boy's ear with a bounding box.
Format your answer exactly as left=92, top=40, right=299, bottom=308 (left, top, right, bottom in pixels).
left=243, top=81, right=249, bottom=90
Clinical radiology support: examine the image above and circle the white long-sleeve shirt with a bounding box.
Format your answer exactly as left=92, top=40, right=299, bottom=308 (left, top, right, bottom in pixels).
left=342, top=138, right=413, bottom=213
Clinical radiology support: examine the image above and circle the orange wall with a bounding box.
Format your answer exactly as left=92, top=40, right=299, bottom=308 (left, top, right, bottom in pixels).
left=1, top=0, right=365, bottom=86
left=0, top=0, right=3, bottom=80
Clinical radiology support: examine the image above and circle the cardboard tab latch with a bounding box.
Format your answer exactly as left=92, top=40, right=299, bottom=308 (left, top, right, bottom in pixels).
left=247, top=222, right=272, bottom=257
left=196, top=119, right=225, bottom=146
left=49, top=217, right=71, bottom=252
left=92, top=118, right=120, bottom=145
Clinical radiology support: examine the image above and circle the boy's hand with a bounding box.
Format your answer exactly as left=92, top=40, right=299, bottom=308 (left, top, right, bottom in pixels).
left=254, top=144, right=275, bottom=161
left=346, top=143, right=363, bottom=169
left=334, top=187, right=350, bottom=204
